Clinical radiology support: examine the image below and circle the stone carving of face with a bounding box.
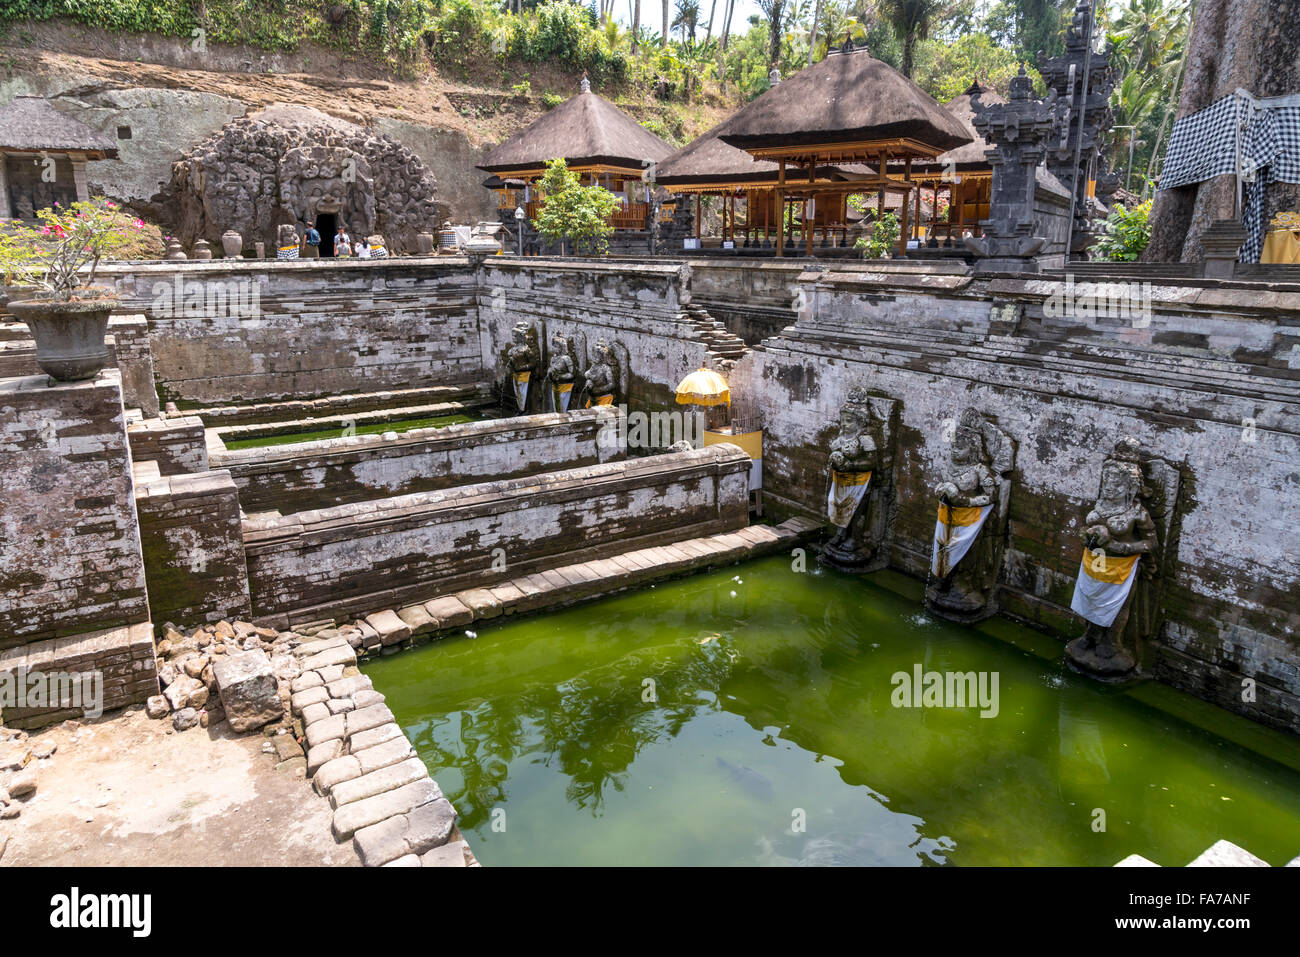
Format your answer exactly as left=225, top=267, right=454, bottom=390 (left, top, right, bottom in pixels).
left=1098, top=460, right=1140, bottom=509
left=951, top=426, right=981, bottom=467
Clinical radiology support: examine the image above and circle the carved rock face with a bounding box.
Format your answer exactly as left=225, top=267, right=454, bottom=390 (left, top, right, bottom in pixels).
left=160, top=109, right=442, bottom=254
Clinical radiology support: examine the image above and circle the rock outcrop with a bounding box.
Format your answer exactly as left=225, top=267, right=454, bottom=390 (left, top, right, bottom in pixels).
left=158, top=104, right=443, bottom=254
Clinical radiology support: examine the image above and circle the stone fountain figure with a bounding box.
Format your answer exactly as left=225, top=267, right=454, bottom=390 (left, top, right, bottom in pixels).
left=582, top=339, right=618, bottom=408
left=926, top=408, right=1017, bottom=622
left=820, top=388, right=893, bottom=572
left=503, top=321, right=542, bottom=414
left=544, top=331, right=578, bottom=412
left=1065, top=436, right=1177, bottom=680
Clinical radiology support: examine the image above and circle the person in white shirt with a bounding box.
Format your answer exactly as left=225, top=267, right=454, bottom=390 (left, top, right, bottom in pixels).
left=355, top=239, right=371, bottom=259
left=334, top=226, right=352, bottom=257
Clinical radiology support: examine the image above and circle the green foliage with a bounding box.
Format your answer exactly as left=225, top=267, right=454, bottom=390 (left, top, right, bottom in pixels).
left=914, top=31, right=1037, bottom=101
left=541, top=91, right=564, bottom=108
left=531, top=158, right=619, bottom=255
left=1090, top=200, right=1151, bottom=262
left=853, top=210, right=900, bottom=259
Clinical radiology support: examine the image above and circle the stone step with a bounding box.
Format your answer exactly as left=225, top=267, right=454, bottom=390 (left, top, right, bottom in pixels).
left=1115, top=838, right=1287, bottom=867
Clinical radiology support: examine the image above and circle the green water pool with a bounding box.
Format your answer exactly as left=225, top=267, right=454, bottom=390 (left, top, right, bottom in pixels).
left=221, top=413, right=477, bottom=450
left=363, top=555, right=1300, bottom=866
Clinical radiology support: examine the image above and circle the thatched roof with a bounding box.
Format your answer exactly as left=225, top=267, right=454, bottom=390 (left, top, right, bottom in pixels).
left=716, top=48, right=972, bottom=155
left=479, top=87, right=673, bottom=175
left=656, top=119, right=879, bottom=188
left=0, top=96, right=118, bottom=156
left=917, top=83, right=1005, bottom=171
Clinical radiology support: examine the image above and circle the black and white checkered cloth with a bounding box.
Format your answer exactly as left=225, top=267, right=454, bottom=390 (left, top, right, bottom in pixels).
left=1159, top=93, right=1300, bottom=262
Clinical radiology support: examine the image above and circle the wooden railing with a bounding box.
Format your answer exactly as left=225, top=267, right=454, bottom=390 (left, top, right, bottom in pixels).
left=525, top=199, right=649, bottom=231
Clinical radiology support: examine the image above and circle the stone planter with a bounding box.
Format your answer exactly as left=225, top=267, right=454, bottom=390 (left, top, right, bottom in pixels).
left=255, top=241, right=266, bottom=259
left=8, top=293, right=120, bottom=381
left=416, top=232, right=434, bottom=255
left=221, top=229, right=243, bottom=258
left=193, top=239, right=213, bottom=260
left=165, top=239, right=187, bottom=261
left=0, top=284, right=39, bottom=317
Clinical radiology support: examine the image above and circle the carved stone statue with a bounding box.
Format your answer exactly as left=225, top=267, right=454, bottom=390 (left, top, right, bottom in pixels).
left=504, top=321, right=541, bottom=414
left=545, top=331, right=577, bottom=412
left=1065, top=436, right=1175, bottom=680
left=582, top=339, right=617, bottom=407
left=820, top=388, right=883, bottom=572
left=275, top=223, right=300, bottom=260
left=926, top=408, right=1016, bottom=622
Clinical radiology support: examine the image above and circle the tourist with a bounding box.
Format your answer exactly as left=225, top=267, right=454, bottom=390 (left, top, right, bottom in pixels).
left=303, top=220, right=321, bottom=258
left=335, top=225, right=352, bottom=257
left=355, top=238, right=371, bottom=259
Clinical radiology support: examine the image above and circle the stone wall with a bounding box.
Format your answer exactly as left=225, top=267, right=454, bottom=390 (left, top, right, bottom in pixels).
left=99, top=258, right=482, bottom=405
left=476, top=258, right=716, bottom=412
left=242, top=444, right=751, bottom=625
left=0, top=370, right=149, bottom=648
left=0, top=622, right=158, bottom=729
left=686, top=259, right=801, bottom=345
left=729, top=263, right=1300, bottom=732
left=216, top=407, right=625, bottom=514
left=135, top=468, right=251, bottom=627
left=128, top=415, right=208, bottom=476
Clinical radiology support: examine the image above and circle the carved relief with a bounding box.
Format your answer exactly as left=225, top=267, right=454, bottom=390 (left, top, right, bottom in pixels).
left=925, top=408, right=1016, bottom=622
left=503, top=320, right=542, bottom=414
left=544, top=331, right=579, bottom=412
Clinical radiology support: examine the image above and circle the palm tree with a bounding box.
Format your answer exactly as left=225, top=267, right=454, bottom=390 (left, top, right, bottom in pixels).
left=631, top=0, right=641, bottom=50
left=662, top=0, right=670, bottom=47
left=757, top=0, right=787, bottom=66
left=673, top=0, right=701, bottom=41
left=704, top=0, right=718, bottom=41
left=808, top=0, right=823, bottom=64
left=877, top=0, right=947, bottom=78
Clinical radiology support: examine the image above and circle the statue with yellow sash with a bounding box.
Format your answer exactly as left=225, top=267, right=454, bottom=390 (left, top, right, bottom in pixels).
left=925, top=408, right=1016, bottom=622
left=544, top=331, right=577, bottom=412
left=504, top=321, right=541, bottom=414
left=820, top=388, right=886, bottom=571
left=1065, top=437, right=1173, bottom=680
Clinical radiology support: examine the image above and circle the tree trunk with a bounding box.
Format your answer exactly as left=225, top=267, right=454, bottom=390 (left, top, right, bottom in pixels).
left=768, top=0, right=785, bottom=66
left=901, top=29, right=916, bottom=78
left=808, top=0, right=822, bottom=65
left=1144, top=0, right=1300, bottom=262
left=632, top=0, right=641, bottom=49
left=722, top=0, right=734, bottom=50
left=705, top=0, right=717, bottom=42
left=663, top=0, right=669, bottom=47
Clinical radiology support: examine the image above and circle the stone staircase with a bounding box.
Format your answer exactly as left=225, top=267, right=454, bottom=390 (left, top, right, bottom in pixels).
left=1116, top=839, right=1300, bottom=867
left=684, top=303, right=748, bottom=368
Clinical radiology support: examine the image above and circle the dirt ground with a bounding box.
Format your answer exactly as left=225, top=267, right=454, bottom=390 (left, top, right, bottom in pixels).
left=1, top=705, right=357, bottom=867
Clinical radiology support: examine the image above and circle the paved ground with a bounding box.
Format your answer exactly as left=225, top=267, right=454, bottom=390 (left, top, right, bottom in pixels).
left=1, top=705, right=356, bottom=866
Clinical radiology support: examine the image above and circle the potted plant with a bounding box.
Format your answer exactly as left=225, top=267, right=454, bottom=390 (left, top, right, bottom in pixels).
left=0, top=197, right=142, bottom=381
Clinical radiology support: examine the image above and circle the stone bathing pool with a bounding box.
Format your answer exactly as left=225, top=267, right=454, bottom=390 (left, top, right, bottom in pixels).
left=363, top=555, right=1300, bottom=866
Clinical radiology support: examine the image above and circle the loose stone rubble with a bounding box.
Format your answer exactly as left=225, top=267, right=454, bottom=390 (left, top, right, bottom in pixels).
left=0, top=723, right=55, bottom=837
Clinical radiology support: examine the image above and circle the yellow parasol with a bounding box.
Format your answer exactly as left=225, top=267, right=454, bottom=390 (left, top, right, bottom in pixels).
left=674, top=366, right=730, bottom=407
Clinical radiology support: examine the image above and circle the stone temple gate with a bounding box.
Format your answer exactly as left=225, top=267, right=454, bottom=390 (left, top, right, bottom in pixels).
left=157, top=104, right=443, bottom=255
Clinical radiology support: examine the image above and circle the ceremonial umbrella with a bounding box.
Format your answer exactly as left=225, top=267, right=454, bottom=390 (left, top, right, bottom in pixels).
left=674, top=367, right=731, bottom=407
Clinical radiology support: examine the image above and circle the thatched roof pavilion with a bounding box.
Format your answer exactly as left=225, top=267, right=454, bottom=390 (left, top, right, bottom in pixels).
left=0, top=96, right=118, bottom=220
left=478, top=76, right=675, bottom=232
left=715, top=46, right=971, bottom=163
left=703, top=43, right=972, bottom=255
left=479, top=78, right=673, bottom=179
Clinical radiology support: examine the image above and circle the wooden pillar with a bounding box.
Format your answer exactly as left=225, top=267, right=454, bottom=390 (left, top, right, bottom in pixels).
left=913, top=182, right=922, bottom=240
left=896, top=157, right=911, bottom=257
left=776, top=159, right=785, bottom=257
left=695, top=196, right=701, bottom=240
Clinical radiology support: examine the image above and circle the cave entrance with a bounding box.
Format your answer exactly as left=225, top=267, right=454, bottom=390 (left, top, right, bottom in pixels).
left=317, top=212, right=338, bottom=257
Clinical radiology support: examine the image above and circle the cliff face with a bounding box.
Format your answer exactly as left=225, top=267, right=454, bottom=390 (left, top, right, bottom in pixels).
left=0, top=27, right=515, bottom=226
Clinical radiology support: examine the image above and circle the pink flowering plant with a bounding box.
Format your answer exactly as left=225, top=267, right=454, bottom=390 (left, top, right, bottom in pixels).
left=0, top=197, right=143, bottom=299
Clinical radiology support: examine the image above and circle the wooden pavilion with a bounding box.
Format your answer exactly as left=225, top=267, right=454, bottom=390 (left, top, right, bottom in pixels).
left=899, top=83, right=1001, bottom=246
left=478, top=76, right=675, bottom=233
left=710, top=41, right=971, bottom=257
left=0, top=96, right=118, bottom=221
